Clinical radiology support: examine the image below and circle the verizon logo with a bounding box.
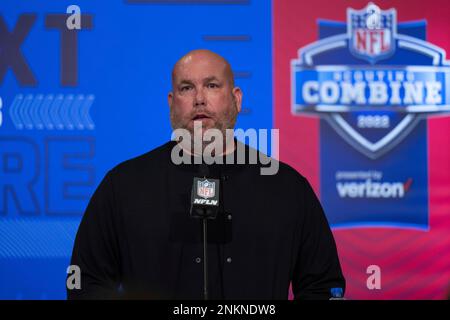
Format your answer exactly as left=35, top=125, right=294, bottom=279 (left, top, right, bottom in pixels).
left=337, top=178, right=412, bottom=198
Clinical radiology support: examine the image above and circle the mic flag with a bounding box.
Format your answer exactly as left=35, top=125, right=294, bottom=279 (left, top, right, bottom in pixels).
left=190, top=177, right=220, bottom=219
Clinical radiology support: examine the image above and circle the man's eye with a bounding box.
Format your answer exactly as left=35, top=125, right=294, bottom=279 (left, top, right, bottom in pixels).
left=180, top=86, right=192, bottom=92
left=207, top=83, right=219, bottom=89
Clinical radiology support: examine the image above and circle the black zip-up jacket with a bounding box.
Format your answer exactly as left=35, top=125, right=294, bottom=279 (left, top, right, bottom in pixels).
left=68, top=141, right=345, bottom=299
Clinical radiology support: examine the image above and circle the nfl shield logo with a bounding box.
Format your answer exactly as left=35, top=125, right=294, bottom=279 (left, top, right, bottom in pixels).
left=347, top=2, right=396, bottom=64
left=197, top=179, right=215, bottom=199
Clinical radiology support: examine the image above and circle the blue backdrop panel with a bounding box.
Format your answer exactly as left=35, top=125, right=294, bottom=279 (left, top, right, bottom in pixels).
left=0, top=0, right=273, bottom=299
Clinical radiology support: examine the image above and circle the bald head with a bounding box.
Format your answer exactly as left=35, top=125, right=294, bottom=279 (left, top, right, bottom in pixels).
left=168, top=49, right=243, bottom=140
left=171, top=49, right=235, bottom=89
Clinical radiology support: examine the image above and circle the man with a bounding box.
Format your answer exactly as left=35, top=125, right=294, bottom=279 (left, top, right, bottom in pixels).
left=68, top=49, right=345, bottom=299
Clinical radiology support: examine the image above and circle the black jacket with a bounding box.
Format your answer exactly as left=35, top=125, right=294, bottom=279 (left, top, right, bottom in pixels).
left=68, top=141, right=345, bottom=299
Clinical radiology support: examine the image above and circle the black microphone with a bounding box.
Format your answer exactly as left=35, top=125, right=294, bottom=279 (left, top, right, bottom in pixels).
left=189, top=164, right=220, bottom=300
left=190, top=164, right=220, bottom=219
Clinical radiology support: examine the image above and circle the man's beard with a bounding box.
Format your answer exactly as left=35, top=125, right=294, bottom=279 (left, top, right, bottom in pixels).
left=170, top=103, right=238, bottom=153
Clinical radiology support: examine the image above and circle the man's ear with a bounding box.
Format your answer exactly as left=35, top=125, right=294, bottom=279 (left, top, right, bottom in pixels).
left=168, top=92, right=173, bottom=108
left=232, top=87, right=243, bottom=113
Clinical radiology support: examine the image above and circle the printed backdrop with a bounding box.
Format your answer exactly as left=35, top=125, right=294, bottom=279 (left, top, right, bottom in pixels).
left=1, top=0, right=449, bottom=299
left=274, top=0, right=450, bottom=299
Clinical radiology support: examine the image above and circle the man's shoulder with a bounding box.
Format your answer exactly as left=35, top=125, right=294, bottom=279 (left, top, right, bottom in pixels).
left=109, top=140, right=175, bottom=177
left=277, top=160, right=306, bottom=180
left=272, top=158, right=309, bottom=188
left=244, top=143, right=306, bottom=182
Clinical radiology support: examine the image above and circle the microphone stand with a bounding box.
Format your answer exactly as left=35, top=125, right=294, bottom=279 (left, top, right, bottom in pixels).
left=202, top=213, right=209, bottom=300
left=199, top=167, right=210, bottom=301
left=190, top=163, right=219, bottom=301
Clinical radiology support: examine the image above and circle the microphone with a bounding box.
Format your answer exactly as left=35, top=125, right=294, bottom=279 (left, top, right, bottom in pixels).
left=190, top=164, right=220, bottom=219
left=189, top=164, right=220, bottom=300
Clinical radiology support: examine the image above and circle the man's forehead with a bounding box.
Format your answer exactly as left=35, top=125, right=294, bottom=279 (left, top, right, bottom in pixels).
left=175, top=73, right=224, bottom=84
left=172, top=50, right=234, bottom=86
left=174, top=59, right=227, bottom=78
left=177, top=50, right=227, bottom=68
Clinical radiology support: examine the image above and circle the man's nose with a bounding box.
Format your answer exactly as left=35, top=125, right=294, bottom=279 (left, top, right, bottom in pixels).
left=194, top=88, right=206, bottom=107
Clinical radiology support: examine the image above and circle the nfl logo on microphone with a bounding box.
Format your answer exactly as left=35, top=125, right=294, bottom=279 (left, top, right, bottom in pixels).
left=197, top=180, right=215, bottom=199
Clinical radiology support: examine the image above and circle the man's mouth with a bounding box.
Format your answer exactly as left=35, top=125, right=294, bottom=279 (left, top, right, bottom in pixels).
left=192, top=114, right=211, bottom=121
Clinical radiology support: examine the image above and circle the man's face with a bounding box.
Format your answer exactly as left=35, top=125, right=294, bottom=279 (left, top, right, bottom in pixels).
left=168, top=53, right=242, bottom=137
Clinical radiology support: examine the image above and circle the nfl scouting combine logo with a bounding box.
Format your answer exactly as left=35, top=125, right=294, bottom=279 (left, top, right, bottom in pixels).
left=291, top=2, right=450, bottom=159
